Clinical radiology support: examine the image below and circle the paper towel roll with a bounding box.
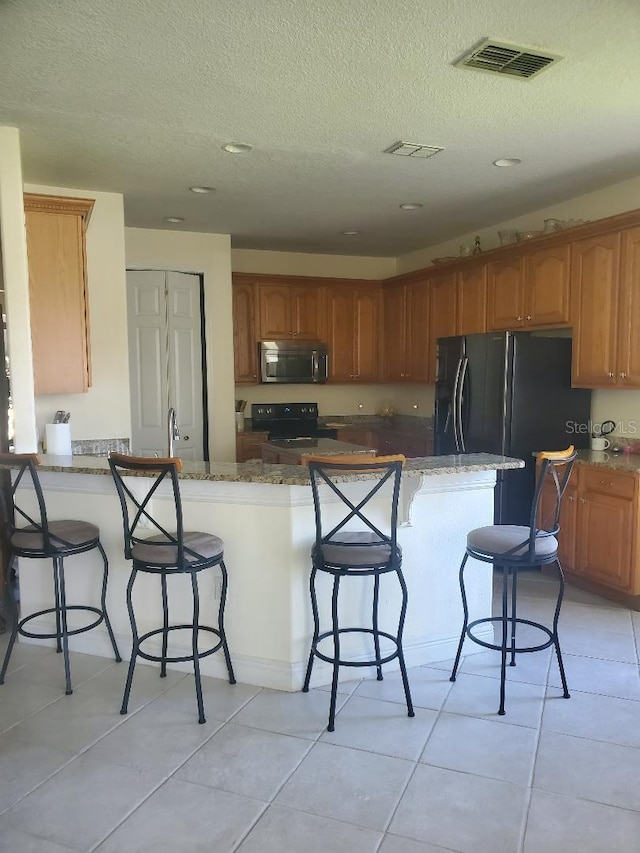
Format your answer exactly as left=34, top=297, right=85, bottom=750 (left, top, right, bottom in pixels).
left=46, top=423, right=72, bottom=456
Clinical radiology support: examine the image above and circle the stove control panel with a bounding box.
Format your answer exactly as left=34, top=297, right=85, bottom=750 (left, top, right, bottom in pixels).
left=251, top=402, right=319, bottom=422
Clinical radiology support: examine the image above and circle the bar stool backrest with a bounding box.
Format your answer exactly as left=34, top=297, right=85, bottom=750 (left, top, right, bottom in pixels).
left=526, top=445, right=577, bottom=562
left=0, top=453, right=56, bottom=553
left=108, top=453, right=186, bottom=566
left=305, top=454, right=405, bottom=556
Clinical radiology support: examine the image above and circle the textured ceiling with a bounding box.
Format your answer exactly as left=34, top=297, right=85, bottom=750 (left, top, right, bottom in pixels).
left=1, top=0, right=639, bottom=256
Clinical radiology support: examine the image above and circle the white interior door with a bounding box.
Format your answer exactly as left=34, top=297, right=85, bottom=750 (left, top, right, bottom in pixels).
left=127, top=270, right=205, bottom=459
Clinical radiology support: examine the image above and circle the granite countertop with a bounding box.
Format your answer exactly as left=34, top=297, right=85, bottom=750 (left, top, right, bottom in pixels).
left=264, top=438, right=373, bottom=457
left=31, top=452, right=525, bottom=485
left=574, top=449, right=640, bottom=474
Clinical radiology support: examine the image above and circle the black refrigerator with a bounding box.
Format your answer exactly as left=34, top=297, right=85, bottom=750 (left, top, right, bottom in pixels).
left=434, top=332, right=591, bottom=525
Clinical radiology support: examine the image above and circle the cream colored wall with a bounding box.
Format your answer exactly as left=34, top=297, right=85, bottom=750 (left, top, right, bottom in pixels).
left=397, top=173, right=640, bottom=274
left=125, top=227, right=235, bottom=462
left=26, top=183, right=131, bottom=448
left=0, top=127, right=37, bottom=451
left=231, top=248, right=395, bottom=279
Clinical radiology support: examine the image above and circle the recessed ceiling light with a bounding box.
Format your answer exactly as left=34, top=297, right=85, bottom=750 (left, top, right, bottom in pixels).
left=342, top=230, right=359, bottom=236
left=493, top=158, right=522, bottom=167
left=222, top=142, right=253, bottom=154
left=189, top=186, right=215, bottom=194
left=399, top=203, right=423, bottom=210
left=165, top=216, right=185, bottom=223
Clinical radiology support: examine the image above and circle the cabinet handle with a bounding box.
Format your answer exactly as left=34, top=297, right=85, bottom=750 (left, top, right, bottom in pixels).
left=526, top=315, right=532, bottom=321
left=608, top=371, right=614, bottom=379
left=567, top=495, right=574, bottom=502
left=621, top=372, right=627, bottom=379
left=599, top=480, right=613, bottom=487
left=517, top=316, right=523, bottom=322
left=580, top=498, right=586, bottom=504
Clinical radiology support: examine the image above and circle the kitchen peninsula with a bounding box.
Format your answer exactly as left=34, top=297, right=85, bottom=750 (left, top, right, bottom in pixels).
left=13, top=452, right=524, bottom=691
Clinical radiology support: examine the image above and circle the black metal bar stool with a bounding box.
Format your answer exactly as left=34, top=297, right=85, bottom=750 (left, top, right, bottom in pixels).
left=302, top=454, right=414, bottom=732
left=108, top=453, right=235, bottom=724
left=450, top=446, right=576, bottom=715
left=0, top=453, right=121, bottom=694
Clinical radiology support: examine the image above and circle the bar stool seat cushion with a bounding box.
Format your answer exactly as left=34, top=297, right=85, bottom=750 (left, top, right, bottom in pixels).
left=467, top=525, right=557, bottom=559
left=314, top=531, right=401, bottom=569
left=11, top=520, right=100, bottom=553
left=132, top=531, right=224, bottom=567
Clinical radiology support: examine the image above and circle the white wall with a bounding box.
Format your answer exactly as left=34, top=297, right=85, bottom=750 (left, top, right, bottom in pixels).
left=125, top=228, right=235, bottom=462
left=0, top=127, right=37, bottom=451
left=231, top=248, right=396, bottom=280
left=25, top=183, right=131, bottom=447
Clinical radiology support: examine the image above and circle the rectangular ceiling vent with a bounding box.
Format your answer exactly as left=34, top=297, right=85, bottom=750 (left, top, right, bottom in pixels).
left=454, top=39, right=562, bottom=79
left=385, top=142, right=444, bottom=159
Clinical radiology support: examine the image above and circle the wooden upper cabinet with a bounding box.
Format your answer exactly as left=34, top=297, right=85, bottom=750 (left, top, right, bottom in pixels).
left=232, top=282, right=258, bottom=383
left=617, top=226, right=640, bottom=387
left=486, top=257, right=525, bottom=331
left=525, top=244, right=571, bottom=327
left=428, top=272, right=457, bottom=382
left=326, top=283, right=380, bottom=382
left=24, top=193, right=94, bottom=394
left=258, top=281, right=325, bottom=340
left=353, top=287, right=380, bottom=382
left=382, top=285, right=406, bottom=381
left=456, top=264, right=487, bottom=336
left=405, top=279, right=430, bottom=381
left=382, top=278, right=430, bottom=382
left=258, top=284, right=291, bottom=339
left=571, top=232, right=620, bottom=387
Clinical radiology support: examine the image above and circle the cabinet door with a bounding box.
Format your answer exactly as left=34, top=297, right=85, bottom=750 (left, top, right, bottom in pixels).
left=291, top=284, right=326, bottom=341
left=382, top=285, right=407, bottom=381
left=577, top=490, right=634, bottom=591
left=428, top=272, right=457, bottom=383
left=232, top=283, right=258, bottom=383
left=456, top=265, right=487, bottom=336
left=258, top=284, right=291, bottom=339
left=405, top=280, right=430, bottom=381
left=25, top=196, right=94, bottom=394
left=353, top=288, right=380, bottom=382
left=617, top=226, right=640, bottom=387
left=327, top=287, right=355, bottom=380
left=525, top=244, right=571, bottom=327
left=486, top=257, right=525, bottom=331
left=570, top=233, right=620, bottom=387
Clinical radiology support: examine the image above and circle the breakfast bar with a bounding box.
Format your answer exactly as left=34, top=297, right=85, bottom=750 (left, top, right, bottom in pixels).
left=12, top=453, right=524, bottom=690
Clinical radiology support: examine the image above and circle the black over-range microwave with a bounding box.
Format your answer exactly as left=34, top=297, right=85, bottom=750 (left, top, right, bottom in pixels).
left=259, top=340, right=328, bottom=384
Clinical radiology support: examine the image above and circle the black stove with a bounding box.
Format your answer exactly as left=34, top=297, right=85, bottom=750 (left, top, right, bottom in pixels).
left=251, top=403, right=337, bottom=440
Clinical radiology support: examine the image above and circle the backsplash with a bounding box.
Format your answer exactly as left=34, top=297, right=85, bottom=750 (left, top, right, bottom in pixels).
left=70, top=438, right=130, bottom=457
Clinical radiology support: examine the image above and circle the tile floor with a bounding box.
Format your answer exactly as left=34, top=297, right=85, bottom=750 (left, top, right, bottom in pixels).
left=1, top=572, right=640, bottom=852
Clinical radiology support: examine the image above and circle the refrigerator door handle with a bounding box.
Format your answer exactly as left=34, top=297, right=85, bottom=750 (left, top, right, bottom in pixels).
left=458, top=357, right=469, bottom=452
left=452, top=358, right=463, bottom=452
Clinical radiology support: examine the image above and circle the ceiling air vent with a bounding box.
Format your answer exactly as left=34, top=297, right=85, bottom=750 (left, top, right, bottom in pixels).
left=385, top=142, right=444, bottom=159
left=454, top=39, right=562, bottom=79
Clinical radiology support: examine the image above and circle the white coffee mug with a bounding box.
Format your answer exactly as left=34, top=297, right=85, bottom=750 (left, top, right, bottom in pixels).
left=590, top=436, right=610, bottom=451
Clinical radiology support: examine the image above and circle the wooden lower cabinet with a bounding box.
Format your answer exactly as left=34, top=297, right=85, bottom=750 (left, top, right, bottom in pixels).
left=236, top=431, right=269, bottom=462
left=541, top=463, right=640, bottom=605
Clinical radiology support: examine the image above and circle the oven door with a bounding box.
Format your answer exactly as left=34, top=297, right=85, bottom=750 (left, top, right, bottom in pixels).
left=260, top=341, right=327, bottom=384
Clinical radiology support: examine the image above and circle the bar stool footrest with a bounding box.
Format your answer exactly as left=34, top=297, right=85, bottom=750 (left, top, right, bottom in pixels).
left=311, top=627, right=401, bottom=668
left=467, top=616, right=555, bottom=654
left=136, top=624, right=224, bottom=664
left=18, top=606, right=104, bottom=640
